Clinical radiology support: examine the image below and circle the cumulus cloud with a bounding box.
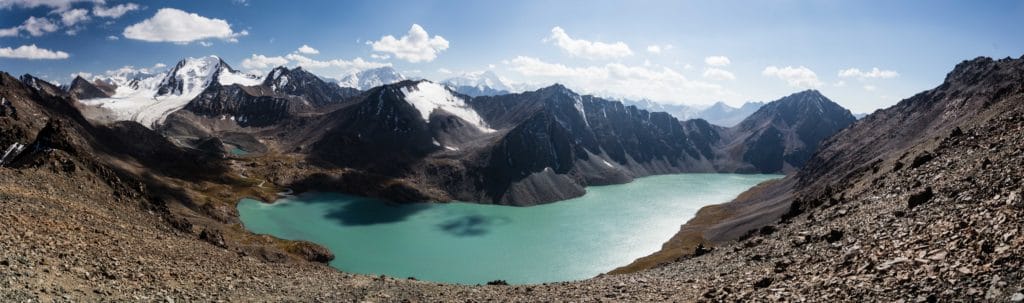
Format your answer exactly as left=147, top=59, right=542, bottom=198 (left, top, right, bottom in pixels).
left=762, top=65, right=822, bottom=88
left=704, top=56, right=731, bottom=67
left=370, top=24, right=449, bottom=63
left=837, top=67, right=899, bottom=79
left=0, top=44, right=69, bottom=59
left=123, top=8, right=247, bottom=44
left=296, top=44, right=319, bottom=55
left=702, top=68, right=735, bottom=81
left=506, top=56, right=735, bottom=104
left=105, top=34, right=118, bottom=40
left=60, top=8, right=89, bottom=26
left=369, top=53, right=389, bottom=60
left=21, top=16, right=59, bottom=36
left=0, top=0, right=98, bottom=11
left=241, top=54, right=288, bottom=70
left=544, top=26, right=632, bottom=60
left=92, top=3, right=140, bottom=18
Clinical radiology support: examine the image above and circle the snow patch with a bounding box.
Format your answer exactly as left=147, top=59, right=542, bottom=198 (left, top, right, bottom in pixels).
left=217, top=67, right=262, bottom=86
left=400, top=81, right=495, bottom=132
left=601, top=159, right=614, bottom=168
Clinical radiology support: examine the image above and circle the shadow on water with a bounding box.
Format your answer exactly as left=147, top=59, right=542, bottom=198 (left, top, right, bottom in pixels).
left=314, top=195, right=433, bottom=226
left=436, top=214, right=511, bottom=237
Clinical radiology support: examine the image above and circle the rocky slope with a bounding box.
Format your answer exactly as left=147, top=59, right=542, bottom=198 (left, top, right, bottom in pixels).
left=615, top=55, right=1024, bottom=301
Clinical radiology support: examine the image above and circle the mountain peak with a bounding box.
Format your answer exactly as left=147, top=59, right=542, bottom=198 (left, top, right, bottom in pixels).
left=944, top=55, right=1024, bottom=86
left=338, top=66, right=406, bottom=90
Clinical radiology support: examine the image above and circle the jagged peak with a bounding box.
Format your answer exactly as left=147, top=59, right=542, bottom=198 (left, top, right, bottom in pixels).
left=943, top=54, right=1024, bottom=85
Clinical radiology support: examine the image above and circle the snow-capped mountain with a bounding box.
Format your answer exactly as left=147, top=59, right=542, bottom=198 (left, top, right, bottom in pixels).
left=442, top=70, right=512, bottom=97
left=77, top=56, right=262, bottom=128
left=337, top=67, right=406, bottom=90
left=400, top=80, right=494, bottom=132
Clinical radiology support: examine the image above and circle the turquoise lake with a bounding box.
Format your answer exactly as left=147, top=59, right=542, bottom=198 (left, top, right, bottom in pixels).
left=237, top=173, right=780, bottom=285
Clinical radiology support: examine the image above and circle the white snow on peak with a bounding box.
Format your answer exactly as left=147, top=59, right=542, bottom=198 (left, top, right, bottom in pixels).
left=400, top=81, right=495, bottom=133
left=217, top=65, right=262, bottom=87
left=78, top=56, right=239, bottom=129
left=338, top=67, right=405, bottom=90
left=157, top=55, right=221, bottom=98
left=442, top=70, right=512, bottom=92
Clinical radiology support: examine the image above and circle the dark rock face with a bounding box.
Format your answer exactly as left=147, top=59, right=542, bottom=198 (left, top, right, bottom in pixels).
left=263, top=66, right=360, bottom=107
left=67, top=76, right=113, bottom=100
left=185, top=84, right=309, bottom=127
left=310, top=83, right=439, bottom=174
left=725, top=90, right=857, bottom=173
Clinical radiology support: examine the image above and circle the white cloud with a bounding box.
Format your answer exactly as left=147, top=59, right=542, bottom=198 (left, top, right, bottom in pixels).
left=69, top=71, right=92, bottom=79
left=437, top=68, right=452, bottom=74
left=837, top=67, right=899, bottom=79
left=60, top=8, right=89, bottom=26
left=369, top=53, right=390, bottom=60
left=241, top=54, right=288, bottom=70
left=297, top=44, right=319, bottom=55
left=0, top=27, right=18, bottom=37
left=506, top=56, right=735, bottom=104
left=123, top=8, right=247, bottom=44
left=152, top=63, right=166, bottom=69
left=198, top=41, right=212, bottom=47
left=0, top=44, right=69, bottom=59
left=762, top=65, right=822, bottom=88
left=0, top=0, right=99, bottom=11
left=285, top=53, right=389, bottom=73
left=646, top=44, right=673, bottom=54
left=105, top=35, right=118, bottom=40
left=545, top=26, right=632, bottom=60
left=704, top=56, right=731, bottom=67
left=702, top=68, right=735, bottom=81
left=863, top=85, right=877, bottom=91
left=21, top=16, right=59, bottom=36
left=370, top=24, right=449, bottom=63
left=92, top=3, right=140, bottom=18
left=833, top=80, right=846, bottom=87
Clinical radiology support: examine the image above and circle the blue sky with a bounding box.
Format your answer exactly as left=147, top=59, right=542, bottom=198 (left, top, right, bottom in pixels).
left=2, top=0, right=1023, bottom=113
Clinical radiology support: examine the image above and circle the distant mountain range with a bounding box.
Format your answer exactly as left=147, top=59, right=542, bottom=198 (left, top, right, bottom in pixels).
left=9, top=55, right=857, bottom=205
left=621, top=99, right=766, bottom=127
left=337, top=66, right=407, bottom=91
